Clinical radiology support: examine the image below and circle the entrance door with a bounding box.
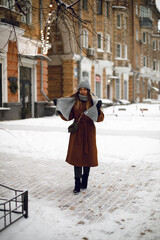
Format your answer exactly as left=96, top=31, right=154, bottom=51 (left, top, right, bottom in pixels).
left=20, top=67, right=32, bottom=119
left=0, top=64, right=2, bottom=107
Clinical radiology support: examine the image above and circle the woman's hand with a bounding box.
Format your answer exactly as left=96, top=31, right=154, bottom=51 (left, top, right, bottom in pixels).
left=96, top=100, right=102, bottom=110
left=53, top=98, right=57, bottom=106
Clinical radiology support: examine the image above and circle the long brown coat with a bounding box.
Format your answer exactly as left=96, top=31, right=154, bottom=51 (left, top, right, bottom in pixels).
left=60, top=101, right=104, bottom=167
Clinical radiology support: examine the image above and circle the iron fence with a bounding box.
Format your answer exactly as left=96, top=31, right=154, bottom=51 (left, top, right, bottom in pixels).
left=0, top=184, right=28, bottom=232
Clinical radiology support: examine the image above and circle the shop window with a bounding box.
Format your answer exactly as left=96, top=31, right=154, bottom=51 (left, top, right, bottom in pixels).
left=115, top=79, right=120, bottom=99
left=95, top=74, right=101, bottom=98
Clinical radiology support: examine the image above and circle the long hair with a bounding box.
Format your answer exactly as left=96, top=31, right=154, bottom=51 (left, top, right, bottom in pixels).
left=71, top=90, right=93, bottom=111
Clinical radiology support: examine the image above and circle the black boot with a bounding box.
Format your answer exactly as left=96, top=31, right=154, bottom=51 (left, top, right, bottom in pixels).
left=81, top=174, right=89, bottom=189
left=73, top=178, right=81, bottom=194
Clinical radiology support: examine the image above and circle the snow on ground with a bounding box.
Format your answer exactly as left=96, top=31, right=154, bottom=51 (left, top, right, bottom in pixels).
left=0, top=103, right=160, bottom=240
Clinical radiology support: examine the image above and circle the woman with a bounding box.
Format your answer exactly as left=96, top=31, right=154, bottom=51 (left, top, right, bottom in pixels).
left=55, top=79, right=104, bottom=194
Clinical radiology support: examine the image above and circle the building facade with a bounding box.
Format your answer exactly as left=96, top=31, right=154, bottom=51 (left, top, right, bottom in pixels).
left=48, top=0, right=160, bottom=103
left=0, top=0, right=160, bottom=121
left=0, top=0, right=52, bottom=121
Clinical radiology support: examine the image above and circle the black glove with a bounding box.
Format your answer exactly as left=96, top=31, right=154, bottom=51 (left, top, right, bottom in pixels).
left=96, top=100, right=102, bottom=110
left=53, top=98, right=57, bottom=106
left=96, top=100, right=102, bottom=115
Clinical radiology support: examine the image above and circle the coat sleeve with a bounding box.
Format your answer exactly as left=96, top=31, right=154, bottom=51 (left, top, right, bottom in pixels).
left=96, top=109, right=104, bottom=122
left=58, top=108, right=74, bottom=121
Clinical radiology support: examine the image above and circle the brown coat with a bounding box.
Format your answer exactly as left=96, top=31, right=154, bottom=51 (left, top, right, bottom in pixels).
left=60, top=101, right=104, bottom=167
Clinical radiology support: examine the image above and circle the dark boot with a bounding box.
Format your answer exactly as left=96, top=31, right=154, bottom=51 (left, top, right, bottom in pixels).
left=81, top=174, right=89, bottom=189
left=73, top=178, right=81, bottom=194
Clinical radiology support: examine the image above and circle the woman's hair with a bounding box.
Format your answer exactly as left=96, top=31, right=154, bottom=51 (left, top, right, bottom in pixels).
left=71, top=90, right=93, bottom=111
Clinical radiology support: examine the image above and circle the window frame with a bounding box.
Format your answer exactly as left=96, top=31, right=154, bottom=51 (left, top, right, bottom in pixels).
left=97, top=0, right=102, bottom=15
left=97, top=33, right=103, bottom=50
left=82, top=29, right=88, bottom=48
left=117, top=44, right=122, bottom=58
left=82, top=0, right=87, bottom=10
left=117, top=14, right=121, bottom=28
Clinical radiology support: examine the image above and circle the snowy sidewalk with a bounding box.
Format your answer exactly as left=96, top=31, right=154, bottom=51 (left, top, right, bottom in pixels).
left=0, top=149, right=160, bottom=239
left=0, top=105, right=160, bottom=240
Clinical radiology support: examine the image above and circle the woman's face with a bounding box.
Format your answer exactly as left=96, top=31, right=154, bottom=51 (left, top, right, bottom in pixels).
left=79, top=88, right=88, bottom=96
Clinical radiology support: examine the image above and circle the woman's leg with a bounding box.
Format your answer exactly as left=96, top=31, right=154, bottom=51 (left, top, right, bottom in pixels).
left=73, top=166, right=82, bottom=194
left=82, top=167, right=90, bottom=189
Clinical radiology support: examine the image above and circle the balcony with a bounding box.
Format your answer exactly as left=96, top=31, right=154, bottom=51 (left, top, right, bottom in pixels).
left=139, top=17, right=153, bottom=29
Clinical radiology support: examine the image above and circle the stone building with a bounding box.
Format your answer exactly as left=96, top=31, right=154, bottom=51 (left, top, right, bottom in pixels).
left=48, top=0, right=160, bottom=103
left=0, top=0, right=51, bottom=120
left=0, top=0, right=160, bottom=121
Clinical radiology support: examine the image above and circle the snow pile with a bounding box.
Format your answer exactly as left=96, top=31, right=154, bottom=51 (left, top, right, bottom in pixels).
left=0, top=103, right=160, bottom=240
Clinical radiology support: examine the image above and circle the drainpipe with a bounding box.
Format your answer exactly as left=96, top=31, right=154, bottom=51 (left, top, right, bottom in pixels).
left=40, top=0, right=50, bottom=101
left=78, top=0, right=82, bottom=83
left=133, top=70, right=135, bottom=103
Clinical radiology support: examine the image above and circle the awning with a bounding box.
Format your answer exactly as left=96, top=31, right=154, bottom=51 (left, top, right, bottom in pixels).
left=151, top=86, right=159, bottom=92
left=19, top=54, right=51, bottom=61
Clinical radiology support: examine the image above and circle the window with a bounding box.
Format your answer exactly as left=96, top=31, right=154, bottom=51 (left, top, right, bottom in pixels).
left=143, top=56, right=147, bottom=67
left=123, top=80, right=128, bottom=100
left=83, top=0, right=87, bottom=10
left=124, top=17, right=126, bottom=30
left=124, top=44, right=128, bottom=59
left=135, top=3, right=138, bottom=15
left=136, top=30, right=138, bottom=41
left=153, top=40, right=156, bottom=50
left=117, top=44, right=121, bottom=58
left=136, top=54, right=139, bottom=67
left=117, top=14, right=121, bottom=28
left=1, top=0, right=15, bottom=9
left=140, top=6, right=152, bottom=19
left=148, top=34, right=151, bottom=44
left=153, top=60, right=156, bottom=70
left=97, top=33, right=103, bottom=49
left=95, top=74, right=101, bottom=98
left=97, top=0, right=102, bottom=15
left=115, top=79, right=120, bottom=99
left=21, top=1, right=32, bottom=24
left=106, top=34, right=110, bottom=52
left=143, top=32, right=146, bottom=43
left=83, top=29, right=88, bottom=48
left=106, top=2, right=109, bottom=17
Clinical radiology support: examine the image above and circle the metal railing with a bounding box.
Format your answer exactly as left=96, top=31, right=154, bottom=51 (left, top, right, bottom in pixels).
left=0, top=184, right=28, bottom=232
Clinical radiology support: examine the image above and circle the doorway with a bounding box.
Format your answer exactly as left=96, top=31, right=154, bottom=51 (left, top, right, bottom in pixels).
left=20, top=67, right=32, bottom=119
left=0, top=63, right=2, bottom=107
